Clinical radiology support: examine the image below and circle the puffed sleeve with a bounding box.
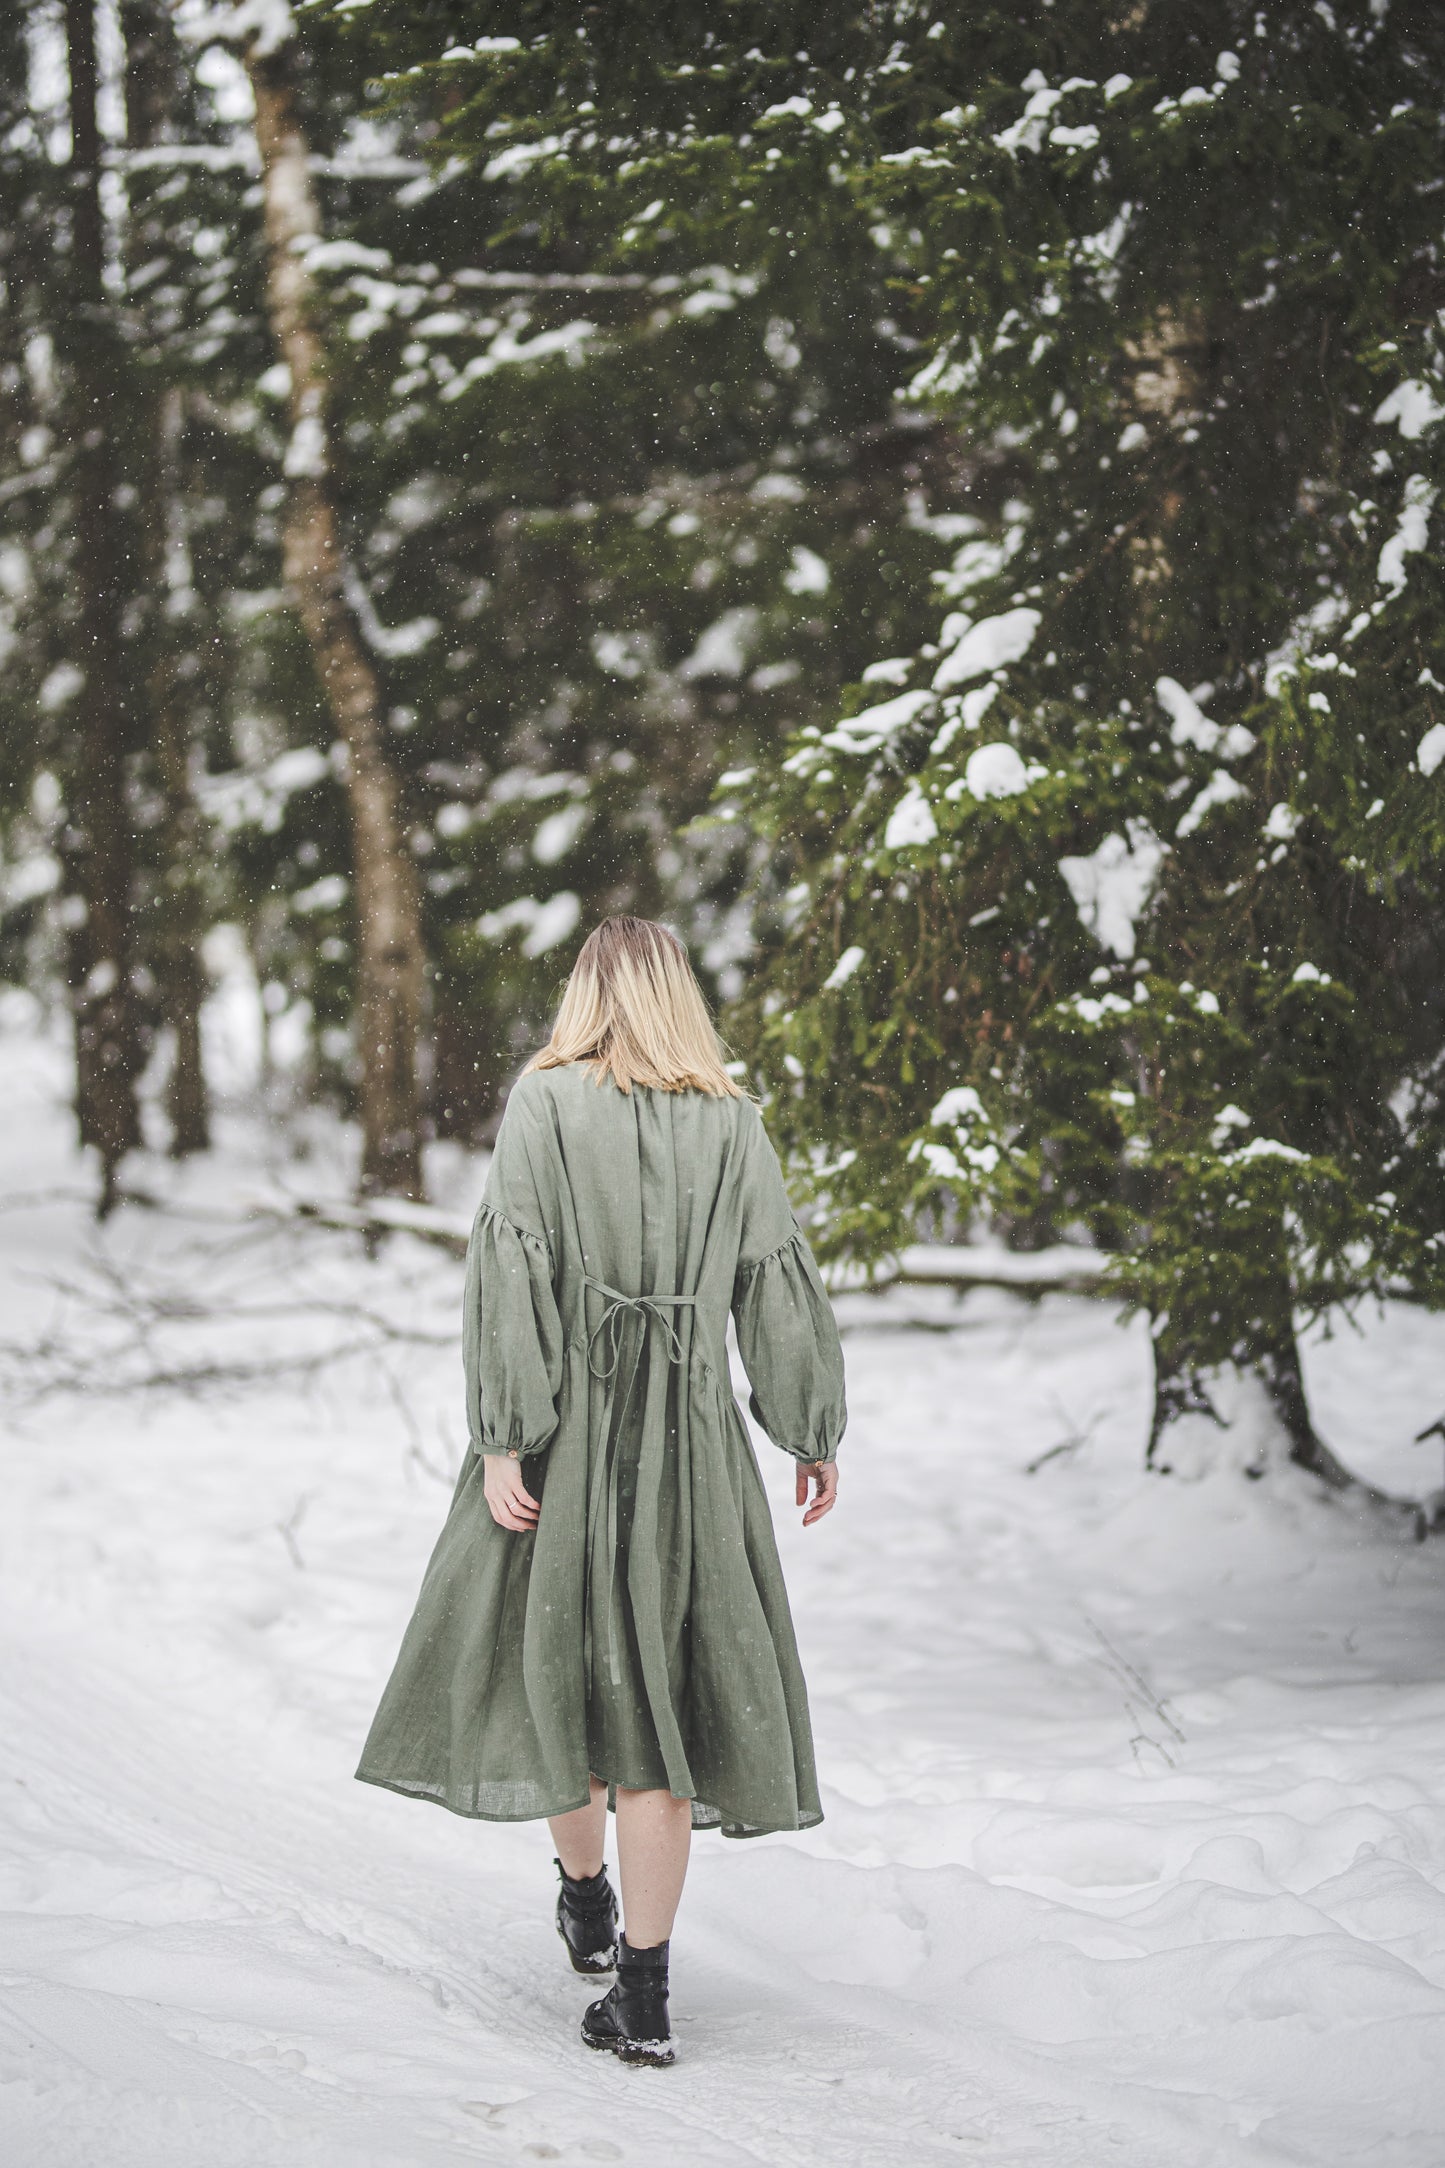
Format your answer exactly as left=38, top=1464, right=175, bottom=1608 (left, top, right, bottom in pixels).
left=731, top=1107, right=847, bottom=1465
left=462, top=1098, right=564, bottom=1461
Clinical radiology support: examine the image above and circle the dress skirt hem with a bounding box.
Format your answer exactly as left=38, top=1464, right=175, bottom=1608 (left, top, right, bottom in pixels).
left=353, top=1763, right=824, bottom=1842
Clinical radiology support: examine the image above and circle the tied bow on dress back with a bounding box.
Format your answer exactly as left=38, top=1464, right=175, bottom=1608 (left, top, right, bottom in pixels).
left=584, top=1276, right=697, bottom=1380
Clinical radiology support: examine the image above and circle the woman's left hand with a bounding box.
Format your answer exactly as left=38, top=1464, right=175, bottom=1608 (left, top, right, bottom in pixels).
left=796, top=1460, right=839, bottom=1527
left=483, top=1452, right=542, bottom=1532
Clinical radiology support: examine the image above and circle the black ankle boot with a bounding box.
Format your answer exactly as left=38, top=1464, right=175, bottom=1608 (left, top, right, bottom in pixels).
left=554, top=1859, right=619, bottom=1976
left=581, top=1935, right=674, bottom=2065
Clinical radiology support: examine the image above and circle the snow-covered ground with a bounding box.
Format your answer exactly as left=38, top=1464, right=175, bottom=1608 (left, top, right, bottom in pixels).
left=3, top=1001, right=1445, bottom=2167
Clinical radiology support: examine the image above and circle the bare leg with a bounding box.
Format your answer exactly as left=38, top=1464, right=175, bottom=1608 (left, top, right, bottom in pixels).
left=615, top=1787, right=692, bottom=1948
left=549, top=1775, right=607, bottom=1879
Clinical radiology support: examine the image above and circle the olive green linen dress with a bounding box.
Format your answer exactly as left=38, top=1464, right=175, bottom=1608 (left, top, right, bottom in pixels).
left=356, top=1064, right=847, bottom=1839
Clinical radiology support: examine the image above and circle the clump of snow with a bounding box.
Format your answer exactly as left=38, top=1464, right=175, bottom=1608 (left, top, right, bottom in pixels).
left=750, top=472, right=806, bottom=503
left=39, top=662, right=84, bottom=710
left=1374, top=379, right=1445, bottom=440
left=883, top=781, right=938, bottom=851
left=1263, top=801, right=1300, bottom=840
left=483, top=136, right=566, bottom=182
left=1176, top=768, right=1248, bottom=839
left=1155, top=675, right=1217, bottom=750
left=783, top=547, right=830, bottom=597
left=1225, top=1135, right=1310, bottom=1165
left=292, top=874, right=348, bottom=915
left=193, top=0, right=294, bottom=58
left=305, top=240, right=392, bottom=273
left=992, top=83, right=1065, bottom=156
left=1211, top=1102, right=1251, bottom=1147
left=1069, top=988, right=1134, bottom=1024
left=0, top=850, right=59, bottom=912
left=592, top=630, right=650, bottom=679
left=959, top=743, right=1035, bottom=801
left=911, top=1139, right=967, bottom=1182
left=1058, top=822, right=1165, bottom=960
left=531, top=805, right=588, bottom=865
left=342, top=569, right=438, bottom=658
left=200, top=745, right=335, bottom=838
left=930, top=682, right=998, bottom=759
left=1262, top=595, right=1350, bottom=695
left=680, top=607, right=762, bottom=680
left=282, top=410, right=327, bottom=480
left=477, top=891, right=581, bottom=956
left=932, top=607, right=1041, bottom=691
left=822, top=946, right=866, bottom=992
left=1378, top=475, right=1435, bottom=596
left=1417, top=723, right=1445, bottom=778
left=822, top=688, right=935, bottom=755
left=1290, top=961, right=1331, bottom=985
left=931, top=1084, right=988, bottom=1126
left=438, top=319, right=596, bottom=402
left=485, top=766, right=579, bottom=809
left=749, top=661, right=801, bottom=693
left=1155, top=677, right=1255, bottom=761
left=930, top=533, right=1010, bottom=600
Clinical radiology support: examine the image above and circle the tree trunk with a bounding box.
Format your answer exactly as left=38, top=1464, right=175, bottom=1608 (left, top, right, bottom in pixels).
left=144, top=389, right=211, bottom=1156
left=1146, top=1320, right=1354, bottom=1487
left=64, top=0, right=143, bottom=1211
left=243, top=28, right=426, bottom=1200
left=123, top=5, right=210, bottom=1156
left=1147, top=1282, right=1415, bottom=1524
left=1250, top=1325, right=1361, bottom=1491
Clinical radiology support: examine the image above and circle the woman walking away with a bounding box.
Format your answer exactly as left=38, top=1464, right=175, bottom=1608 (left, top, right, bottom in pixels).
left=357, top=918, right=846, bottom=2066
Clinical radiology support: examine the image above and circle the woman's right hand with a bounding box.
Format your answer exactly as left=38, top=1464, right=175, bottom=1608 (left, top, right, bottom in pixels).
left=483, top=1453, right=541, bottom=1533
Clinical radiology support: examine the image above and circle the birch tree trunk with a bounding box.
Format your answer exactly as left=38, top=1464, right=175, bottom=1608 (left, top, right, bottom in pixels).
left=242, top=25, right=426, bottom=1199
left=64, top=0, right=143, bottom=1212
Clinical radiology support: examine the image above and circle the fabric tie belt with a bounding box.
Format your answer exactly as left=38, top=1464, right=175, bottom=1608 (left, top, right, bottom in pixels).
left=583, top=1275, right=697, bottom=1381
left=581, top=1275, right=697, bottom=1691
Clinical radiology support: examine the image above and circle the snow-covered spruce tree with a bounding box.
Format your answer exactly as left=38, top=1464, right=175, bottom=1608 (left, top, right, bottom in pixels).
left=12, top=2, right=955, bottom=1166
left=3, top=0, right=280, bottom=1175
left=689, top=5, right=1445, bottom=1493
left=311, top=0, right=964, bottom=1132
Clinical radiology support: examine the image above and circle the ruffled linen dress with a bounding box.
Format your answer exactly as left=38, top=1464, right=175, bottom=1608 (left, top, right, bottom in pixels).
left=356, top=1064, right=847, bottom=1839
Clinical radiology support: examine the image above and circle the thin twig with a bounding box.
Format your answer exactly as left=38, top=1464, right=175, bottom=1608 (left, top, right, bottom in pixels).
left=1083, top=1612, right=1187, bottom=1769
left=276, top=1492, right=311, bottom=1570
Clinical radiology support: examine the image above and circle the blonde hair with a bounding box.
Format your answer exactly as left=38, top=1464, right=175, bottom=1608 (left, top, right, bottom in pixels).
left=525, top=916, right=743, bottom=1097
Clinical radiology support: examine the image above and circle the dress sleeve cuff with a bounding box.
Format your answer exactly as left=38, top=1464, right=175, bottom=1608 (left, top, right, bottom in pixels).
left=747, top=1390, right=842, bottom=1465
